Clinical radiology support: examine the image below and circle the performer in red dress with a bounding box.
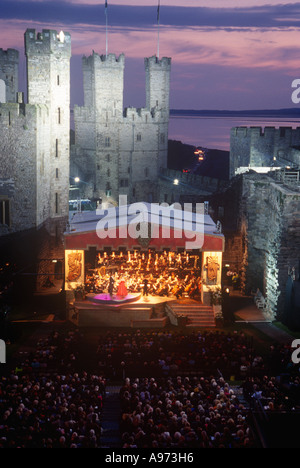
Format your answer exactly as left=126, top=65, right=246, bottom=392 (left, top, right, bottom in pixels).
left=117, top=279, right=128, bottom=298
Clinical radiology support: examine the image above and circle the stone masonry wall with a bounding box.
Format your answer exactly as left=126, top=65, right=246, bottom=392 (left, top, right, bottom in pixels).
left=0, top=103, right=50, bottom=232
left=241, top=173, right=300, bottom=319
left=0, top=49, right=19, bottom=103
left=72, top=53, right=171, bottom=206
left=230, top=126, right=300, bottom=178
left=25, top=29, right=71, bottom=220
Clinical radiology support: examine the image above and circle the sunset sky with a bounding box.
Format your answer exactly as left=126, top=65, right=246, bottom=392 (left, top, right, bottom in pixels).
left=1, top=0, right=300, bottom=112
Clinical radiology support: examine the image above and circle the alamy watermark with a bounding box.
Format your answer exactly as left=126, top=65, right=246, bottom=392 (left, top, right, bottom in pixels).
left=291, top=79, right=300, bottom=104
left=0, top=339, right=6, bottom=364
left=96, top=197, right=205, bottom=250
left=291, top=339, right=300, bottom=364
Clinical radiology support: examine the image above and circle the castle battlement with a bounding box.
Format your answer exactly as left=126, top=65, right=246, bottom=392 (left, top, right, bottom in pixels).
left=123, top=107, right=154, bottom=122
left=25, top=29, right=71, bottom=57
left=0, top=49, right=19, bottom=62
left=230, top=125, right=300, bottom=178
left=145, top=56, right=171, bottom=70
left=73, top=105, right=95, bottom=118
left=232, top=126, right=300, bottom=137
left=83, top=52, right=125, bottom=67
left=0, top=48, right=19, bottom=103
left=0, top=102, right=49, bottom=124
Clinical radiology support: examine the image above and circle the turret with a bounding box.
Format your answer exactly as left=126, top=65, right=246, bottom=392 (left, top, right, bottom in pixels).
left=145, top=56, right=171, bottom=114
left=0, top=48, right=19, bottom=103
left=25, top=29, right=71, bottom=106
left=25, top=29, right=72, bottom=220
left=82, top=52, right=125, bottom=118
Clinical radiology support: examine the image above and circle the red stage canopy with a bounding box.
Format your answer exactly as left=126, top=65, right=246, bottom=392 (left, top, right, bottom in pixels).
left=65, top=204, right=225, bottom=252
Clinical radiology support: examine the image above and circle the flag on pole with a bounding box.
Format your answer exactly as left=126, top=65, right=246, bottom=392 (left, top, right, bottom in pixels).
left=157, top=0, right=160, bottom=24
left=105, top=0, right=108, bottom=57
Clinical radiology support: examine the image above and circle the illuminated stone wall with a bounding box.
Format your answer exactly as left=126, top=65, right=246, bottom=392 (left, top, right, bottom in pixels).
left=0, top=30, right=71, bottom=235
left=240, top=172, right=300, bottom=319
left=209, top=171, right=300, bottom=319
left=25, top=29, right=71, bottom=220
left=230, top=126, right=300, bottom=178
left=72, top=54, right=171, bottom=205
left=0, top=103, right=50, bottom=233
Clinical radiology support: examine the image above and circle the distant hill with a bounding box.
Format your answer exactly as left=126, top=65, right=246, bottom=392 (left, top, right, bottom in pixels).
left=168, top=140, right=229, bottom=181
left=170, top=108, right=300, bottom=118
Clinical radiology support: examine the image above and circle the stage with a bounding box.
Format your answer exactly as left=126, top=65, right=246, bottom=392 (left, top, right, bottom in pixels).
left=68, top=294, right=177, bottom=328
left=86, top=292, right=142, bottom=306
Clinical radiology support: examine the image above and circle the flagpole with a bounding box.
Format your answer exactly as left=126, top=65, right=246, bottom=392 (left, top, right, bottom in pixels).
left=157, top=0, right=160, bottom=59
left=105, top=0, right=108, bottom=58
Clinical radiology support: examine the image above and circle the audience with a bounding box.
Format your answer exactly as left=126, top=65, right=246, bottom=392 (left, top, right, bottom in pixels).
left=96, top=330, right=265, bottom=380
left=119, top=376, right=256, bottom=448
left=0, top=327, right=298, bottom=448
left=0, top=371, right=106, bottom=448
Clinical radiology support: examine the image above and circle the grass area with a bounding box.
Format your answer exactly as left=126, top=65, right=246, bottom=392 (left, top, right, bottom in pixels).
left=272, top=321, right=300, bottom=339
left=1, top=306, right=292, bottom=373
left=4, top=322, right=40, bottom=362
left=8, top=306, right=50, bottom=322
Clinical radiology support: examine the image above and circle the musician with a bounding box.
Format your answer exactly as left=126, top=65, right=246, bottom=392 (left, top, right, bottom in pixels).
left=108, top=274, right=115, bottom=298
left=143, top=277, right=149, bottom=297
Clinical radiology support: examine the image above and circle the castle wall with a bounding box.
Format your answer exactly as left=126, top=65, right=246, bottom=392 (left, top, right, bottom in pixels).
left=230, top=126, right=300, bottom=178
left=0, top=30, right=72, bottom=237
left=72, top=53, right=171, bottom=206
left=288, top=147, right=300, bottom=167
left=239, top=173, right=300, bottom=319
left=0, top=103, right=51, bottom=233
left=86, top=53, right=125, bottom=117
left=0, top=79, right=5, bottom=103
left=0, top=49, right=19, bottom=103
left=145, top=56, right=171, bottom=114
left=208, top=171, right=300, bottom=319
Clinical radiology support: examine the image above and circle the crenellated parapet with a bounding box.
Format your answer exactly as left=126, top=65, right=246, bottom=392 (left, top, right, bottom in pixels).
left=82, top=52, right=125, bottom=67
left=0, top=48, right=19, bottom=63
left=230, top=126, right=300, bottom=178
left=0, top=48, right=19, bottom=103
left=0, top=102, right=49, bottom=126
left=123, top=106, right=165, bottom=123
left=24, top=29, right=71, bottom=57
left=144, top=55, right=171, bottom=71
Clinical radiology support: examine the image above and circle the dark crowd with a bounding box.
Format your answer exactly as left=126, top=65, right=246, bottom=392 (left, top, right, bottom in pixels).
left=0, top=328, right=299, bottom=448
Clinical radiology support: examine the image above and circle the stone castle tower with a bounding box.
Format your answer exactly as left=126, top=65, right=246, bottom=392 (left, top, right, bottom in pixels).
left=0, top=48, right=19, bottom=103
left=25, top=29, right=71, bottom=220
left=72, top=53, right=171, bottom=205
left=0, top=29, right=71, bottom=235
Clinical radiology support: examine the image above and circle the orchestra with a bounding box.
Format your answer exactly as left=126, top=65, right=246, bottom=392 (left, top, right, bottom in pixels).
left=84, top=250, right=202, bottom=300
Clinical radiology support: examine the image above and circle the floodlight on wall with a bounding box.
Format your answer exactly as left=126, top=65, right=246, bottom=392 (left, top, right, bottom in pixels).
left=58, top=31, right=65, bottom=43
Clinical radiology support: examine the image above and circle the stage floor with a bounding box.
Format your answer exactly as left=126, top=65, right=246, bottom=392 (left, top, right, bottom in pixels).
left=78, top=294, right=177, bottom=309
left=69, top=294, right=177, bottom=327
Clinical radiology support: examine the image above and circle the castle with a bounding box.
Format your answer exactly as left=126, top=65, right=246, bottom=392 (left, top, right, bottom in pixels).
left=216, top=124, right=300, bottom=325
left=0, top=29, right=71, bottom=235
left=71, top=52, right=171, bottom=206
left=1, top=28, right=299, bottom=326
left=0, top=29, right=173, bottom=236
left=230, top=126, right=300, bottom=178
